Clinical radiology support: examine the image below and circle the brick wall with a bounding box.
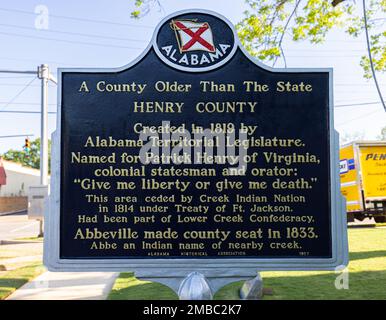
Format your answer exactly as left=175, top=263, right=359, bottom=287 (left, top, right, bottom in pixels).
left=0, top=197, right=28, bottom=213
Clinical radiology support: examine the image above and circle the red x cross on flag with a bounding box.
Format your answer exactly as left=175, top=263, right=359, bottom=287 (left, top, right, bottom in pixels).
left=171, top=20, right=216, bottom=53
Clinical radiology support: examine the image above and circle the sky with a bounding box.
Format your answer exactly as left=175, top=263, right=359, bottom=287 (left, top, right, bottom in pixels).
left=0, top=0, right=385, bottom=153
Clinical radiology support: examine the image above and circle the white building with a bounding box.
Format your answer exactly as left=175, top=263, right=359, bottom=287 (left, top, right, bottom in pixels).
left=0, top=158, right=41, bottom=196
left=0, top=158, right=43, bottom=213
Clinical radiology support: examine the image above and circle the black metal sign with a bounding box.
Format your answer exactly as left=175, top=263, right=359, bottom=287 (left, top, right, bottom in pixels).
left=45, top=10, right=348, bottom=271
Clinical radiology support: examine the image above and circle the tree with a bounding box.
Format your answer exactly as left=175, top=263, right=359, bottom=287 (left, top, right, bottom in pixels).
left=2, top=138, right=51, bottom=172
left=131, top=0, right=164, bottom=18
left=339, top=131, right=366, bottom=145
left=130, top=0, right=386, bottom=78
left=377, top=126, right=386, bottom=140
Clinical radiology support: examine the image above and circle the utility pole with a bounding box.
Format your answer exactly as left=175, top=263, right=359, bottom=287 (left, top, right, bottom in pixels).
left=0, top=66, right=57, bottom=185
left=0, top=134, right=34, bottom=138
left=38, top=64, right=49, bottom=186
left=36, top=64, right=57, bottom=237
left=0, top=70, right=36, bottom=75
left=1, top=66, right=57, bottom=237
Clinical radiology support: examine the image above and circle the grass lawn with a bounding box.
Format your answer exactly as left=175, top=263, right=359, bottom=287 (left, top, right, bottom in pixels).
left=108, top=228, right=386, bottom=300
left=0, top=263, right=45, bottom=300
left=0, top=243, right=42, bottom=260
left=0, top=242, right=43, bottom=270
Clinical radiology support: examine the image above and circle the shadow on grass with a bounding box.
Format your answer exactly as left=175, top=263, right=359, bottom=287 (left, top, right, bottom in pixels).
left=0, top=263, right=44, bottom=300
left=108, top=273, right=178, bottom=300
left=0, top=278, right=29, bottom=299
left=109, top=269, right=386, bottom=300
left=349, top=250, right=386, bottom=261
left=216, top=270, right=386, bottom=300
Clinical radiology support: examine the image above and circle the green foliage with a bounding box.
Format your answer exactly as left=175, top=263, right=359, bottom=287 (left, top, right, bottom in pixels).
left=377, top=126, right=386, bottom=140
left=2, top=138, right=51, bottom=172
left=360, top=31, right=386, bottom=78
left=237, top=0, right=353, bottom=65
left=131, top=10, right=141, bottom=18
left=130, top=0, right=162, bottom=19
left=131, top=0, right=144, bottom=18
left=238, top=0, right=386, bottom=76
left=130, top=0, right=386, bottom=77
left=339, top=131, right=366, bottom=145
left=347, top=0, right=386, bottom=78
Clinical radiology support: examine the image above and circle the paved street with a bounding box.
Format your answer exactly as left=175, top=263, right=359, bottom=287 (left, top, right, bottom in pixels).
left=0, top=211, right=40, bottom=241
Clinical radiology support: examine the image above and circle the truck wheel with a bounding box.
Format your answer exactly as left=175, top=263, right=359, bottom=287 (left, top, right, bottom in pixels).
left=347, top=213, right=355, bottom=223
left=354, top=213, right=365, bottom=221
left=374, top=216, right=386, bottom=223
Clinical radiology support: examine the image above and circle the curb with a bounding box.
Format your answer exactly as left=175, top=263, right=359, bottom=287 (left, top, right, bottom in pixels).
left=0, top=239, right=43, bottom=245
left=0, top=210, right=27, bottom=217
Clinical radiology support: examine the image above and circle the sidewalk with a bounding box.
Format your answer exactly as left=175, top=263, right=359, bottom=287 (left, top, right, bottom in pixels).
left=7, top=271, right=118, bottom=300
left=0, top=213, right=119, bottom=300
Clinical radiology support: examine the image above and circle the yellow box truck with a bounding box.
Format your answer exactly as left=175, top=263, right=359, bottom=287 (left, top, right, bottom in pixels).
left=340, top=141, right=386, bottom=222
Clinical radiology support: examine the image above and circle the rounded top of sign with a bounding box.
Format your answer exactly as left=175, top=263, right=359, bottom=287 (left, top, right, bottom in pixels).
left=153, top=10, right=238, bottom=72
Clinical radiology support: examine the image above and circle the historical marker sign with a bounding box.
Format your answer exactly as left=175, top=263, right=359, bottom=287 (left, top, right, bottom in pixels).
left=44, top=10, right=348, bottom=274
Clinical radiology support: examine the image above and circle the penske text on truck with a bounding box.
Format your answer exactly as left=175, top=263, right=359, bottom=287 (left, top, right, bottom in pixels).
left=340, top=141, right=386, bottom=222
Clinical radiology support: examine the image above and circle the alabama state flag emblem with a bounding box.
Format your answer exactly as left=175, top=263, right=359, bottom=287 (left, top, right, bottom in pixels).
left=170, top=20, right=216, bottom=53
